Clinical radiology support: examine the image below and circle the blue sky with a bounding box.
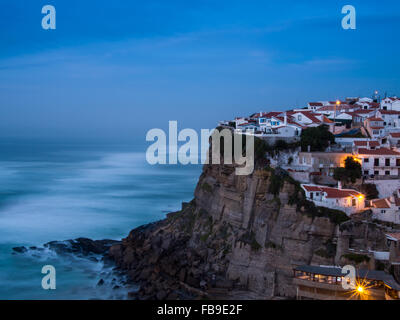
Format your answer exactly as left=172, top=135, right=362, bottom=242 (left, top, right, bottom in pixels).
left=0, top=0, right=399, bottom=142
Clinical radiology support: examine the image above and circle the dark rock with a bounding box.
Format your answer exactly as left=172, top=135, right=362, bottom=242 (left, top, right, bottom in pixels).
left=97, top=279, right=105, bottom=286
left=12, top=246, right=27, bottom=253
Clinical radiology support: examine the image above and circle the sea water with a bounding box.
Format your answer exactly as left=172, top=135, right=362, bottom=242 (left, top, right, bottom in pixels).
left=0, top=141, right=201, bottom=299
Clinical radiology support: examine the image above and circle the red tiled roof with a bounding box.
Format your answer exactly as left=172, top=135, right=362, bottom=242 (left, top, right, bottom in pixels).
left=309, top=102, right=323, bottom=107
left=357, top=148, right=400, bottom=156
left=354, top=110, right=374, bottom=114
left=380, top=110, right=400, bottom=115
left=302, top=185, right=322, bottom=192
left=367, top=117, right=384, bottom=121
left=372, top=198, right=391, bottom=209
left=354, top=140, right=380, bottom=147
left=287, top=111, right=322, bottom=124
left=252, top=111, right=282, bottom=119
left=390, top=132, right=400, bottom=138
left=302, top=185, right=362, bottom=199
left=323, top=187, right=361, bottom=199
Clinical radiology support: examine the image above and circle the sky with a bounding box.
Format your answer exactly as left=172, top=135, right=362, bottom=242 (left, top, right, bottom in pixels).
left=0, top=0, right=399, bottom=143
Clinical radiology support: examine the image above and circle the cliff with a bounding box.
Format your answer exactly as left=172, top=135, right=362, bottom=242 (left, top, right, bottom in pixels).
left=109, top=163, right=389, bottom=300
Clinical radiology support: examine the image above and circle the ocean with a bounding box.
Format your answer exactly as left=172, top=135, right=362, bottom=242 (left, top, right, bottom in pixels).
left=0, top=142, right=201, bottom=299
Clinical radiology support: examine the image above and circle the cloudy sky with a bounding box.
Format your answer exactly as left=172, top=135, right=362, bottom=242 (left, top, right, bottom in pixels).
left=0, top=0, right=399, bottom=142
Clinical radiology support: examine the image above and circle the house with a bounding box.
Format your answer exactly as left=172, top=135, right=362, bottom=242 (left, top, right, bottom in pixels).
left=354, top=147, right=400, bottom=177
left=273, top=124, right=301, bottom=137
left=389, top=132, right=400, bottom=147
left=334, top=112, right=354, bottom=126
left=371, top=197, right=400, bottom=224
left=307, top=102, right=324, bottom=111
left=381, top=97, right=400, bottom=111
left=301, top=184, right=365, bottom=215
left=293, top=265, right=400, bottom=300
left=298, top=152, right=353, bottom=177
left=364, top=116, right=385, bottom=138
left=352, top=140, right=380, bottom=152
left=355, top=101, right=380, bottom=110
left=351, top=110, right=376, bottom=127
left=379, top=110, right=400, bottom=129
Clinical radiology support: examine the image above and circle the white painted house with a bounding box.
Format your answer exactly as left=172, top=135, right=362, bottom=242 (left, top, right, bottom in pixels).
left=355, top=147, right=400, bottom=177
left=301, top=184, right=365, bottom=215
left=381, top=97, right=400, bottom=111
left=371, top=197, right=400, bottom=224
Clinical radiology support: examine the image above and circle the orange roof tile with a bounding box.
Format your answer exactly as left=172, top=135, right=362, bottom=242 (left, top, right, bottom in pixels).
left=357, top=148, right=400, bottom=156
left=372, top=198, right=391, bottom=209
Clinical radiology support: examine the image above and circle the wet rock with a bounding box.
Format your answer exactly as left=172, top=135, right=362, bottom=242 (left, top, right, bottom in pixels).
left=97, top=279, right=105, bottom=286
left=12, top=246, right=28, bottom=254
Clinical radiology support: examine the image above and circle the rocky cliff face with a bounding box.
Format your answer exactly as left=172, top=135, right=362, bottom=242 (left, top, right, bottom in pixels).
left=109, top=163, right=389, bottom=300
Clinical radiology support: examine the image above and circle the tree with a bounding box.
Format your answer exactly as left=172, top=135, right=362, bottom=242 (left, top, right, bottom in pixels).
left=300, top=125, right=335, bottom=152
left=333, top=157, right=362, bottom=183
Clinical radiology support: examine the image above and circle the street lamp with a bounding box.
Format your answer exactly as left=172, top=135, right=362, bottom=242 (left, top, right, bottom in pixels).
left=334, top=100, right=340, bottom=134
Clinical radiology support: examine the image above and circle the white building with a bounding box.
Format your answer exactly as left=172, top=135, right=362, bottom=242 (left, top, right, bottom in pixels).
left=378, top=110, right=400, bottom=129
left=371, top=197, right=400, bottom=224
left=364, top=116, right=385, bottom=138
left=301, top=184, right=365, bottom=215
left=381, top=97, right=400, bottom=111
left=355, top=147, right=400, bottom=177
left=389, top=133, right=400, bottom=147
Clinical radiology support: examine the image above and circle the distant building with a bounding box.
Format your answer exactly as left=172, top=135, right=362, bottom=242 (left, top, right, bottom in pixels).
left=381, top=97, right=400, bottom=111
left=298, top=152, right=352, bottom=177
left=364, top=116, right=385, bottom=138
left=294, top=265, right=400, bottom=300
left=371, top=197, right=400, bottom=224
left=301, top=184, right=365, bottom=215
left=354, top=147, right=400, bottom=177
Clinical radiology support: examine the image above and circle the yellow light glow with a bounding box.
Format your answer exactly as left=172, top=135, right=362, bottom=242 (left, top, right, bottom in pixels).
left=357, top=286, right=364, bottom=293
left=336, top=100, right=341, bottom=105
left=352, top=157, right=362, bottom=164
left=358, top=195, right=364, bottom=200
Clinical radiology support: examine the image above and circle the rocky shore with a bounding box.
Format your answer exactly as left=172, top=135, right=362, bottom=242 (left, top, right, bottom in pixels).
left=13, top=161, right=392, bottom=300
left=105, top=162, right=389, bottom=299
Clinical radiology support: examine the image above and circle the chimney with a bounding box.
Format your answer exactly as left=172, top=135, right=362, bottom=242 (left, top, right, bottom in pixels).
left=338, top=181, right=342, bottom=190
left=284, top=112, right=287, bottom=126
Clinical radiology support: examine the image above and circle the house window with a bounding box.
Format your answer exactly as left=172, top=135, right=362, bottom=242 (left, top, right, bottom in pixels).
left=385, top=171, right=390, bottom=175
left=381, top=210, right=386, bottom=214
left=364, top=170, right=368, bottom=175
left=352, top=199, right=356, bottom=206
left=374, top=171, right=379, bottom=175
left=386, top=159, right=390, bottom=166
left=364, top=158, right=369, bottom=163
left=374, top=158, right=379, bottom=166
left=298, top=115, right=302, bottom=121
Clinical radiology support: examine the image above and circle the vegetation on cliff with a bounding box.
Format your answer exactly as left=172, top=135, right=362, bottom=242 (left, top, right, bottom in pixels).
left=300, top=124, right=335, bottom=152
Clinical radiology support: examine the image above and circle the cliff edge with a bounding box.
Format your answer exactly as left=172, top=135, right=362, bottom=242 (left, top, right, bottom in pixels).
left=109, top=162, right=388, bottom=299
